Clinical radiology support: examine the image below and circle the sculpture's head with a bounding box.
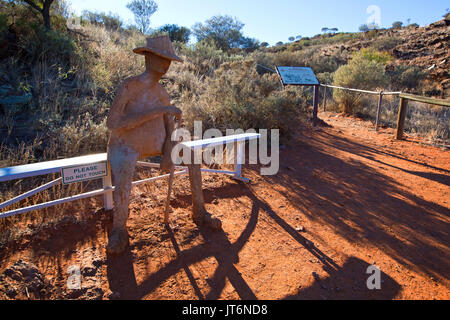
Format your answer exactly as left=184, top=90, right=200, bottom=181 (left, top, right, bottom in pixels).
left=133, top=36, right=183, bottom=75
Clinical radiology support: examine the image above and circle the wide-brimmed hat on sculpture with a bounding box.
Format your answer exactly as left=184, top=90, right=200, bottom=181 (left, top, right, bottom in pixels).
left=133, top=35, right=183, bottom=62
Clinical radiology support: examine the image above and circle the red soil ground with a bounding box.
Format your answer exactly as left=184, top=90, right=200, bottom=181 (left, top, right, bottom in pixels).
left=1, top=113, right=449, bottom=300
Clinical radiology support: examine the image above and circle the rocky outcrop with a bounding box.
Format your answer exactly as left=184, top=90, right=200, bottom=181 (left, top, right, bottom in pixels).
left=392, top=20, right=449, bottom=96
left=317, top=19, right=450, bottom=97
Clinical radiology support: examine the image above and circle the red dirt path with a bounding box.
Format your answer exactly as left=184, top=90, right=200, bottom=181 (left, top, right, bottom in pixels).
left=1, top=113, right=449, bottom=300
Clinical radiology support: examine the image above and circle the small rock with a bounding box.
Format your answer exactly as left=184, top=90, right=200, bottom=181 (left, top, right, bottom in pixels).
left=92, top=258, right=105, bottom=268
left=295, top=226, right=306, bottom=232
left=82, top=267, right=97, bottom=277
left=66, top=288, right=87, bottom=299
left=4, top=268, right=22, bottom=281
left=86, top=287, right=104, bottom=300
left=6, top=288, right=17, bottom=298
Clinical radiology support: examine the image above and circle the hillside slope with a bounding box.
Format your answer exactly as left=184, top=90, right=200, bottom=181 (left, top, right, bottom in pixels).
left=275, top=18, right=450, bottom=97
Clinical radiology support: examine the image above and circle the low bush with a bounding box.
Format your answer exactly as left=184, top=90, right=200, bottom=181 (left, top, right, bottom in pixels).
left=333, top=50, right=389, bottom=114
left=178, top=60, right=309, bottom=138
left=388, top=64, right=426, bottom=90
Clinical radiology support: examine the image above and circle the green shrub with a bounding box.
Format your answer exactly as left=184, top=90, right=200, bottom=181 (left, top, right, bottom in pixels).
left=316, top=72, right=333, bottom=85
left=0, top=13, right=7, bottom=34
left=359, top=48, right=393, bottom=64
left=18, top=26, right=77, bottom=64
left=177, top=39, right=242, bottom=77
left=388, top=65, right=426, bottom=90
left=333, top=50, right=388, bottom=114
left=251, top=46, right=346, bottom=75
left=81, top=10, right=123, bottom=31
left=179, top=60, right=308, bottom=138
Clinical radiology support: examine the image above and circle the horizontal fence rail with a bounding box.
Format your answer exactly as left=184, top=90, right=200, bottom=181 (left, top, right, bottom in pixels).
left=320, top=84, right=449, bottom=139
left=320, top=84, right=401, bottom=96
left=395, top=94, right=450, bottom=140
left=0, top=134, right=261, bottom=219
left=398, top=93, right=450, bottom=108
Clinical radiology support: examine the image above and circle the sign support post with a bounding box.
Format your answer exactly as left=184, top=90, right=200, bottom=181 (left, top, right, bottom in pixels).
left=313, top=85, right=319, bottom=127
left=276, top=66, right=320, bottom=127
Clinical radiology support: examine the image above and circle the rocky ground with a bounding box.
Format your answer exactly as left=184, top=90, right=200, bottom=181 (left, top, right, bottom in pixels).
left=0, top=112, right=448, bottom=300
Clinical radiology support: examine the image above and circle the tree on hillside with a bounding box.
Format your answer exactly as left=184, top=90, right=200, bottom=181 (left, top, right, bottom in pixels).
left=82, top=10, right=123, bottom=31
left=296, top=35, right=302, bottom=40
left=359, top=24, right=370, bottom=32
left=192, top=15, right=251, bottom=51
left=239, top=36, right=260, bottom=52
left=126, top=0, right=158, bottom=34
left=157, top=24, right=191, bottom=43
left=444, top=8, right=450, bottom=20
left=260, top=42, right=269, bottom=48
left=392, top=21, right=403, bottom=29
left=19, top=0, right=55, bottom=30
left=322, top=27, right=338, bottom=34
left=288, top=36, right=295, bottom=42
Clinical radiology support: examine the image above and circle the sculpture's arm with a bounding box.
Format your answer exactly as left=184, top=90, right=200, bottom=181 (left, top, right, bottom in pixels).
left=113, top=106, right=181, bottom=131
left=106, top=81, right=181, bottom=131
left=106, top=82, right=130, bottom=131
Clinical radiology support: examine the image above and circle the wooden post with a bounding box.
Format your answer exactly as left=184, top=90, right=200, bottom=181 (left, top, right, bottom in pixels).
left=375, top=91, right=383, bottom=132
left=323, top=85, right=327, bottom=111
left=313, top=85, right=319, bottom=126
left=395, top=97, right=409, bottom=140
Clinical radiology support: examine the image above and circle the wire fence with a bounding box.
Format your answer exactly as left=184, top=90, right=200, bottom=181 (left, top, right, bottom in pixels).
left=320, top=84, right=449, bottom=144
left=320, top=84, right=401, bottom=131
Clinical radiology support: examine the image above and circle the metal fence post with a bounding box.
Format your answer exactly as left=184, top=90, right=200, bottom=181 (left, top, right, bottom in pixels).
left=233, top=141, right=243, bottom=179
left=103, top=164, right=113, bottom=210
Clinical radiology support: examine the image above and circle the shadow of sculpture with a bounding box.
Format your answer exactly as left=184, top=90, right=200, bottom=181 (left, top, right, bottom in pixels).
left=284, top=257, right=401, bottom=300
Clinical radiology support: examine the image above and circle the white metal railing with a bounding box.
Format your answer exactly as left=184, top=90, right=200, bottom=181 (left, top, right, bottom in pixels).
left=0, top=133, right=260, bottom=219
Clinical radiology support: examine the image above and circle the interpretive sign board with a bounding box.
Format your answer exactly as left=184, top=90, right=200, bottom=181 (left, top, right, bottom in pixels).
left=61, top=162, right=108, bottom=185
left=276, top=66, right=319, bottom=86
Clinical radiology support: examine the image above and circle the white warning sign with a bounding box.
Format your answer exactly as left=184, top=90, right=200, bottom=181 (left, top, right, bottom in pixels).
left=61, top=162, right=108, bottom=185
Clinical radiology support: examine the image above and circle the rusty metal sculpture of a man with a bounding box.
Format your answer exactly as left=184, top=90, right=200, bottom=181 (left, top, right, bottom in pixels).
left=106, top=36, right=221, bottom=255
